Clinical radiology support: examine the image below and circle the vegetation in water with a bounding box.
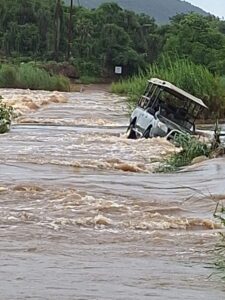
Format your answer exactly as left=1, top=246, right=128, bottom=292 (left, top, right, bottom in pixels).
left=213, top=203, right=225, bottom=279
left=0, top=96, right=13, bottom=134
left=156, top=134, right=211, bottom=173
left=0, top=64, right=70, bottom=91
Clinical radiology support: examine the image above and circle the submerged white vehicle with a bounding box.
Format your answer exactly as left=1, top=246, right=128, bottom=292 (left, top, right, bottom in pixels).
left=127, top=78, right=208, bottom=140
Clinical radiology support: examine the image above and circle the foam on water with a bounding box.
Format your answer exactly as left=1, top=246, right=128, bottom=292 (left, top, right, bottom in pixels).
left=1, top=89, right=68, bottom=116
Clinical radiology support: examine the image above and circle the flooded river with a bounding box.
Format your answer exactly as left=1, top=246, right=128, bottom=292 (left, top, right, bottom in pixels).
left=0, top=87, right=225, bottom=299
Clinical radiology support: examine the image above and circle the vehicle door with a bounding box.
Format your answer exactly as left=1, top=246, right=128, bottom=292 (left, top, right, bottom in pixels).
left=136, top=85, right=160, bottom=132
left=136, top=108, right=155, bottom=132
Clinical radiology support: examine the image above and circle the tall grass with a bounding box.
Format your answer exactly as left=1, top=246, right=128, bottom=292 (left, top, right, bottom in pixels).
left=111, top=57, right=225, bottom=118
left=0, top=65, right=17, bottom=88
left=0, top=64, right=70, bottom=91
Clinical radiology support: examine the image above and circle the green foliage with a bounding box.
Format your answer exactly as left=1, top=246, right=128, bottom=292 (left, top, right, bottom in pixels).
left=0, top=64, right=17, bottom=87
left=157, top=134, right=211, bottom=173
left=0, top=97, right=13, bottom=134
left=0, top=0, right=225, bottom=89
left=0, top=0, right=66, bottom=60
left=0, top=0, right=162, bottom=77
left=111, top=57, right=225, bottom=118
left=71, top=3, right=160, bottom=77
left=0, top=63, right=70, bottom=91
left=73, top=59, right=101, bottom=77
left=51, top=75, right=70, bottom=91
left=63, top=0, right=207, bottom=24
left=163, top=14, right=225, bottom=74
left=111, top=72, right=146, bottom=99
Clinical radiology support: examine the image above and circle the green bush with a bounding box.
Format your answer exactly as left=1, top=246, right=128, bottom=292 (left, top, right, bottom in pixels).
left=17, top=64, right=70, bottom=91
left=0, top=64, right=17, bottom=88
left=49, top=75, right=70, bottom=92
left=17, top=63, right=50, bottom=90
left=73, top=59, right=101, bottom=78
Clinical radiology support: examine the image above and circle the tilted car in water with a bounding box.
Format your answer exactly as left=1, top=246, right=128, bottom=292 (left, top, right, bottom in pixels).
left=126, top=78, right=208, bottom=140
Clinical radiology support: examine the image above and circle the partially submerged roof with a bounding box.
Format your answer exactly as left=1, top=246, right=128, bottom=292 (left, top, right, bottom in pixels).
left=148, top=78, right=208, bottom=109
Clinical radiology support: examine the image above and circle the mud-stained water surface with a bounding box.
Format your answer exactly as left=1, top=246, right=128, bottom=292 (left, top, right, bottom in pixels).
left=1, top=88, right=225, bottom=299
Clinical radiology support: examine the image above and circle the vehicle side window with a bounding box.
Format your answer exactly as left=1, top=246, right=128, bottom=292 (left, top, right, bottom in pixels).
left=138, top=96, right=149, bottom=108
left=187, top=103, right=200, bottom=118
left=144, top=83, right=154, bottom=97
left=146, top=85, right=159, bottom=108
left=138, top=84, right=157, bottom=109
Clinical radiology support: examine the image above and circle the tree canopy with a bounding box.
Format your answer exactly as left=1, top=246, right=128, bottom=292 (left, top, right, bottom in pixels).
left=0, top=0, right=225, bottom=77
left=63, top=0, right=208, bottom=24
left=163, top=14, right=225, bottom=74
left=0, top=0, right=162, bottom=76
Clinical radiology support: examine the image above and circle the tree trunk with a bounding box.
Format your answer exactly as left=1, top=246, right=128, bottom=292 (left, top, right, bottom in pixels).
left=67, top=0, right=73, bottom=61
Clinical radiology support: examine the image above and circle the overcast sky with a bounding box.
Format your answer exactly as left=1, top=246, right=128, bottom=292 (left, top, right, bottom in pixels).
left=186, top=0, right=225, bottom=18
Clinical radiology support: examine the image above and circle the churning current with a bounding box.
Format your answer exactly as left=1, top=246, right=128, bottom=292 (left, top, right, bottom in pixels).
left=0, top=87, right=225, bottom=300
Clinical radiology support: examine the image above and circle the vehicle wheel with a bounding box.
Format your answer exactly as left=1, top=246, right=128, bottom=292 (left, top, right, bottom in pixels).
left=143, top=125, right=152, bottom=139
left=126, top=123, right=136, bottom=139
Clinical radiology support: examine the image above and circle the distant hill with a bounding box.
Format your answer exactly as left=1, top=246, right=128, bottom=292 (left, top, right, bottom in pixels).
left=63, top=0, right=208, bottom=24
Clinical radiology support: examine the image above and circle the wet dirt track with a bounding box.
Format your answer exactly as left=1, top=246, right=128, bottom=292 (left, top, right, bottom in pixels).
left=0, top=88, right=225, bottom=299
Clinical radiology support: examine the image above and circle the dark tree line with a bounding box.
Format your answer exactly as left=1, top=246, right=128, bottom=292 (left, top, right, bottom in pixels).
left=0, top=0, right=162, bottom=76
left=0, top=0, right=225, bottom=77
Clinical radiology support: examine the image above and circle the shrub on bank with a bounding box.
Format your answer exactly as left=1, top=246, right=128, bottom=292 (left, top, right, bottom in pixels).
left=111, top=58, right=225, bottom=118
left=0, top=63, right=70, bottom=92
left=0, top=65, right=17, bottom=88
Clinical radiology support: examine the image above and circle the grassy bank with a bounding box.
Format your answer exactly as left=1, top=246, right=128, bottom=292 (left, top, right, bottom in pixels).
left=111, top=58, right=225, bottom=118
left=0, top=64, right=70, bottom=92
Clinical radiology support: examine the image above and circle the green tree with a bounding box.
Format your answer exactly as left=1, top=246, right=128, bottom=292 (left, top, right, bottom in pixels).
left=163, top=13, right=225, bottom=74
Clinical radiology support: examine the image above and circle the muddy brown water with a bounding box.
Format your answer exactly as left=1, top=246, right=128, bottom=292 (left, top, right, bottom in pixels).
left=0, top=88, right=225, bottom=299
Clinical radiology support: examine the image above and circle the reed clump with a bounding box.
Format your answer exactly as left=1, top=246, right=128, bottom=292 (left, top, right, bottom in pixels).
left=157, top=134, right=211, bottom=172
left=0, top=63, right=70, bottom=92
